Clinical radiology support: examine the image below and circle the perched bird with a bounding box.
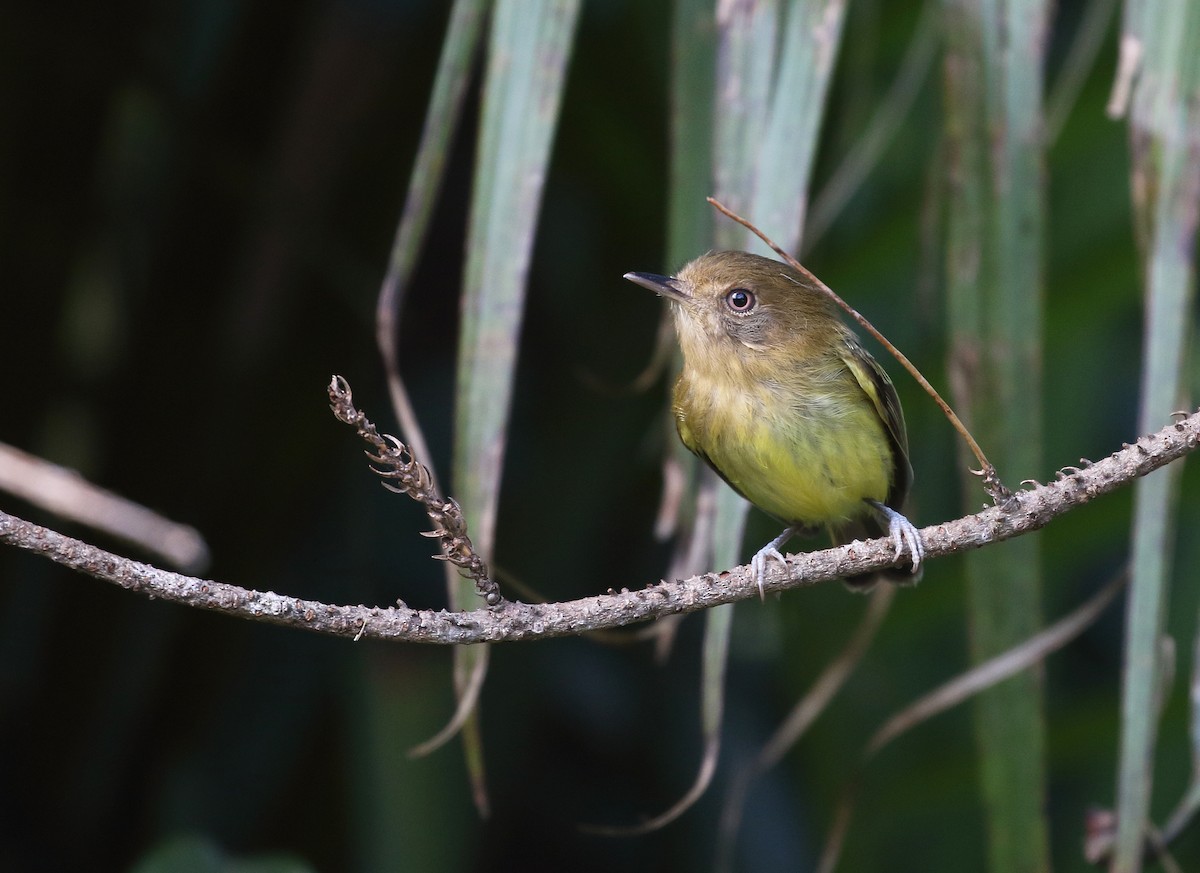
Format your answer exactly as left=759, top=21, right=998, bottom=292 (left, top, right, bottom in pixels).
left=625, top=251, right=923, bottom=596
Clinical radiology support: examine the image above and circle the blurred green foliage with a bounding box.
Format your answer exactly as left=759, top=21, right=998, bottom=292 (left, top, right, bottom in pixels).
left=1, top=1, right=1197, bottom=871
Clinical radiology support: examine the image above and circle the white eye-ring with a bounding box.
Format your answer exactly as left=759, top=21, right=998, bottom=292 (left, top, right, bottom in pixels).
left=725, top=288, right=755, bottom=313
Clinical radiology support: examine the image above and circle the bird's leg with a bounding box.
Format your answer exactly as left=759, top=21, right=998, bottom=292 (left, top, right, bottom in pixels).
left=750, top=527, right=798, bottom=600
left=865, top=500, right=924, bottom=574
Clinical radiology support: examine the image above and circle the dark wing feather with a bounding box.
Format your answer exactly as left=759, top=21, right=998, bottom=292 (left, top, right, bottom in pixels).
left=837, top=332, right=913, bottom=510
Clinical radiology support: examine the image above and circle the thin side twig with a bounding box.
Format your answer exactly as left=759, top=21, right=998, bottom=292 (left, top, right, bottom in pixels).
left=0, top=442, right=210, bottom=573
left=327, top=375, right=499, bottom=606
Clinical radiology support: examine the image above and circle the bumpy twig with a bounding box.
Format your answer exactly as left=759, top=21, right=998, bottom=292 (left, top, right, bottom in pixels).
left=2, top=410, right=1198, bottom=645
left=327, top=376, right=500, bottom=606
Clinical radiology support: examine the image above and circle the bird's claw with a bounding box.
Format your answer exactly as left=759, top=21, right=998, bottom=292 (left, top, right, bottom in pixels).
left=750, top=545, right=788, bottom=600
left=870, top=501, right=924, bottom=574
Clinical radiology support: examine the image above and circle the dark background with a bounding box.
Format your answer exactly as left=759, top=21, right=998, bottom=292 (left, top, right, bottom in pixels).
left=1, top=1, right=1197, bottom=871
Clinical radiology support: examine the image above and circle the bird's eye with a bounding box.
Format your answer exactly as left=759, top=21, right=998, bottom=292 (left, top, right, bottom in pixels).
left=725, top=288, right=755, bottom=313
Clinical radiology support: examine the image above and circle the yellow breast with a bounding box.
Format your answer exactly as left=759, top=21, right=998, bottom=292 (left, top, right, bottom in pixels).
left=674, top=361, right=893, bottom=526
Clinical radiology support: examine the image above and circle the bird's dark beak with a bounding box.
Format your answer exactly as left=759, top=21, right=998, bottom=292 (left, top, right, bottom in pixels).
left=623, top=271, right=690, bottom=303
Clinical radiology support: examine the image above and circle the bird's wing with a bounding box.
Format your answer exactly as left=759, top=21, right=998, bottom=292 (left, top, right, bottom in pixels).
left=837, top=332, right=913, bottom=508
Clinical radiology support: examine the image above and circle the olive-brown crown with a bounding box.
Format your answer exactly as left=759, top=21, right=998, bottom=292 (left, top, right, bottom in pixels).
left=668, top=251, right=839, bottom=356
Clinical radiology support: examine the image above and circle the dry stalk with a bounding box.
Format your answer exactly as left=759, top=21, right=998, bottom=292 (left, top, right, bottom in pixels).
left=327, top=375, right=500, bottom=606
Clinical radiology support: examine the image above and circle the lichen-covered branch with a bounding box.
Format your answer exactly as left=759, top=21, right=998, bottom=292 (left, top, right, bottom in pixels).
left=2, top=411, right=1198, bottom=645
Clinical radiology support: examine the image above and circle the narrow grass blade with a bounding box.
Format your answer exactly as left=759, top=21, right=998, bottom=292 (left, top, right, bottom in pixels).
left=649, top=0, right=717, bottom=571
left=449, top=0, right=581, bottom=814
left=668, top=0, right=716, bottom=268
left=714, top=0, right=848, bottom=255
left=684, top=0, right=850, bottom=851
left=651, top=0, right=724, bottom=769
left=713, top=0, right=779, bottom=251
left=709, top=0, right=849, bottom=570
left=455, top=0, right=581, bottom=560
left=640, top=0, right=853, bottom=830
left=752, top=0, right=846, bottom=250
left=376, top=0, right=491, bottom=469
left=806, top=1, right=937, bottom=250
left=941, top=1, right=1053, bottom=870
left=716, top=586, right=894, bottom=873
left=1111, top=3, right=1200, bottom=869
left=1044, top=0, right=1118, bottom=144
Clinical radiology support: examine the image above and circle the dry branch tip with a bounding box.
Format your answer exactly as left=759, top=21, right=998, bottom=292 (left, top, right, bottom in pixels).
left=328, top=375, right=501, bottom=606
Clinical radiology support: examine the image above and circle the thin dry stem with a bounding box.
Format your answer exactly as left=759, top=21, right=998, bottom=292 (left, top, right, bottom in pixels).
left=818, top=568, right=1129, bottom=873
left=0, top=443, right=210, bottom=573
left=408, top=644, right=490, bottom=758
left=582, top=736, right=719, bottom=836
left=705, top=196, right=1009, bottom=501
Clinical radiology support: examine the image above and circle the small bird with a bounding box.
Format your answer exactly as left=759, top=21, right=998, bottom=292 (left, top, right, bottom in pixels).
left=625, top=251, right=923, bottom=596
